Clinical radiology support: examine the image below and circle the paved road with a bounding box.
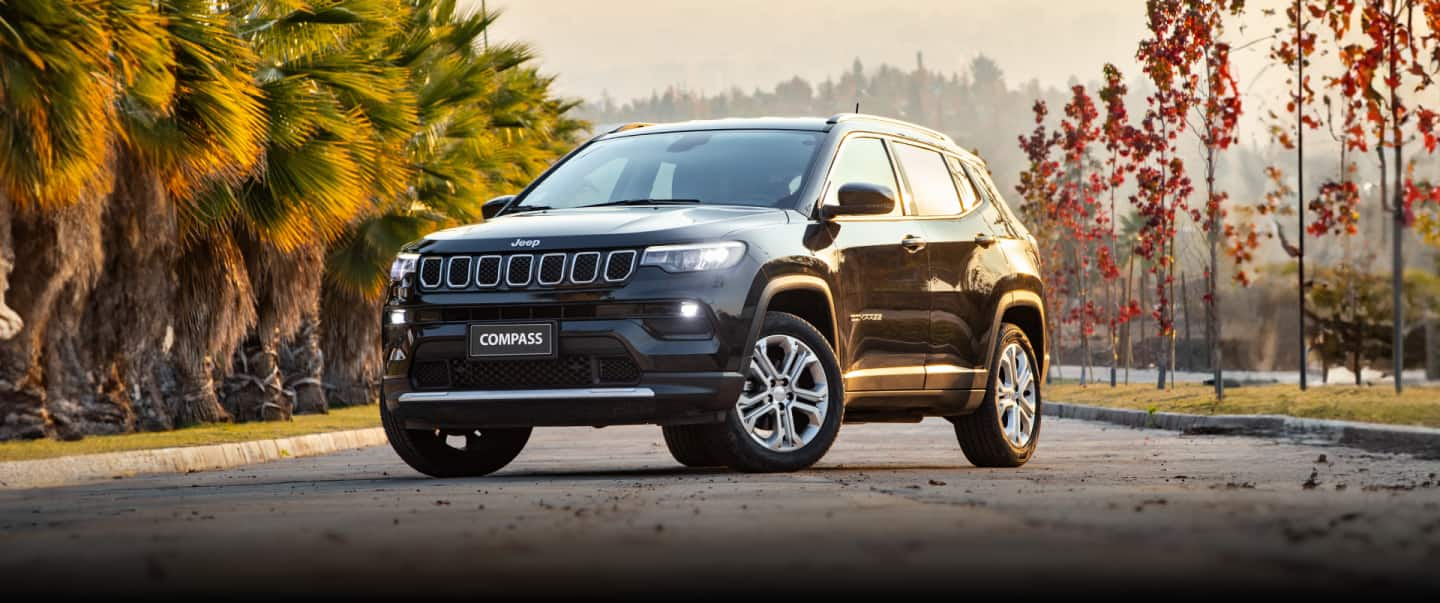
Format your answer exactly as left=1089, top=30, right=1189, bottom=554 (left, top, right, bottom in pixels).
left=2, top=417, right=1438, bottom=597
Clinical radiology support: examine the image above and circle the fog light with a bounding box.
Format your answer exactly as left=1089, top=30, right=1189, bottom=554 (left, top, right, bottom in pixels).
left=389, top=309, right=407, bottom=325
left=679, top=301, right=701, bottom=318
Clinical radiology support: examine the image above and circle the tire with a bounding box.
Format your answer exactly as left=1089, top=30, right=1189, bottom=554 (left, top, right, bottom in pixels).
left=661, top=424, right=723, bottom=467
left=380, top=400, right=531, bottom=478
left=953, top=322, right=1041, bottom=468
left=698, top=311, right=843, bottom=473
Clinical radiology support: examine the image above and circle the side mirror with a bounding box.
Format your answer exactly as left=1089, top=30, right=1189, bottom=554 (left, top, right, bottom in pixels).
left=821, top=182, right=896, bottom=220
left=481, top=195, right=516, bottom=219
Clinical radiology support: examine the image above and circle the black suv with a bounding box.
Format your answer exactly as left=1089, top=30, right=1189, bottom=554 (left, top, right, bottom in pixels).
left=381, top=114, right=1047, bottom=475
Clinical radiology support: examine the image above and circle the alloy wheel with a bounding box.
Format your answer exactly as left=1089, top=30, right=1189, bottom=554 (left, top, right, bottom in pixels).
left=995, top=341, right=1037, bottom=447
left=736, top=334, right=830, bottom=452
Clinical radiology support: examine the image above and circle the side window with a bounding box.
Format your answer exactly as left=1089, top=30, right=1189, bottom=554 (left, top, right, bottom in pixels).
left=824, top=137, right=903, bottom=216
left=958, top=161, right=1015, bottom=236
left=893, top=143, right=964, bottom=217
left=945, top=156, right=982, bottom=212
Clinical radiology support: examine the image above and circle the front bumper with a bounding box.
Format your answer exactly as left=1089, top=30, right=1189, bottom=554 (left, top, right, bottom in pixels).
left=381, top=259, right=766, bottom=429
left=383, top=371, right=746, bottom=429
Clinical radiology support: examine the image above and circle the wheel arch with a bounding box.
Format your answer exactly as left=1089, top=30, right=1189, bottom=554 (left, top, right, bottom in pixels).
left=748, top=275, right=840, bottom=361
left=985, top=290, right=1048, bottom=378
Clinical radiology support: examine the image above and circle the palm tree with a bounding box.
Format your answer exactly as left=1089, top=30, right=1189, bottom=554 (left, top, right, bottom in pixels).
left=319, top=0, right=584, bottom=407
left=88, top=0, right=268, bottom=428
left=0, top=1, right=164, bottom=438
left=210, top=0, right=416, bottom=421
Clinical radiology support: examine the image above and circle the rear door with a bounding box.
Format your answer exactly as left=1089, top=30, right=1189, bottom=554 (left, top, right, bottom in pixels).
left=824, top=136, right=929, bottom=391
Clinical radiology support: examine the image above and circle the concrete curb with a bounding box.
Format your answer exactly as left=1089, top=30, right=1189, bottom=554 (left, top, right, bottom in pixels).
left=0, top=427, right=387, bottom=490
left=1045, top=402, right=1440, bottom=459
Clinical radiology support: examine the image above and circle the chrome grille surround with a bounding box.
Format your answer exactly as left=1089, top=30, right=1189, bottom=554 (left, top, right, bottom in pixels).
left=416, top=249, right=638, bottom=291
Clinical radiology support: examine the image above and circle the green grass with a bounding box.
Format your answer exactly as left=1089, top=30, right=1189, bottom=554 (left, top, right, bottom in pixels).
left=0, top=405, right=381, bottom=463
left=1047, top=382, right=1440, bottom=428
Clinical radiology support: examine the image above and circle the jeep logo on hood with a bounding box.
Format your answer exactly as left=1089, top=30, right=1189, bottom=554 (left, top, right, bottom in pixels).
left=510, top=238, right=541, bottom=248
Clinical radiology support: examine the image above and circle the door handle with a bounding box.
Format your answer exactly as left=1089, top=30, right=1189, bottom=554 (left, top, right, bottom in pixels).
left=974, top=232, right=997, bottom=246
left=901, top=234, right=926, bottom=253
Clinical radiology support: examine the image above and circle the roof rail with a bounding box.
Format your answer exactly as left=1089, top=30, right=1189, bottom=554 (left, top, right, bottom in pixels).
left=607, top=122, right=654, bottom=134
left=825, top=113, right=952, bottom=144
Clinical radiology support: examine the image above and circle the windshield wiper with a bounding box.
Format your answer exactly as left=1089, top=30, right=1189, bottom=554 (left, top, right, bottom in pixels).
left=503, top=205, right=554, bottom=214
left=580, top=198, right=701, bottom=208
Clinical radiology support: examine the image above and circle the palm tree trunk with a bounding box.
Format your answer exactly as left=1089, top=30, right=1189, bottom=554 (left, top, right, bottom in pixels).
left=82, top=154, right=184, bottom=431
left=224, top=240, right=323, bottom=421
left=0, top=199, right=22, bottom=341
left=173, top=235, right=254, bottom=426
left=0, top=193, right=106, bottom=440
left=320, top=284, right=382, bottom=407
left=282, top=314, right=327, bottom=414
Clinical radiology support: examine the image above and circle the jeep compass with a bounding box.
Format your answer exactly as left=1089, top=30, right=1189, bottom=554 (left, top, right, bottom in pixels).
left=381, top=114, right=1048, bottom=475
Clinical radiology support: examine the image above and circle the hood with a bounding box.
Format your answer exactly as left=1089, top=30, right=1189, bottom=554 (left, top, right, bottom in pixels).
left=410, top=205, right=789, bottom=254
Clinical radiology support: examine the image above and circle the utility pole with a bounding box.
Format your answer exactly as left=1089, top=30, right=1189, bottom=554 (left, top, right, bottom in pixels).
left=1296, top=0, right=1308, bottom=391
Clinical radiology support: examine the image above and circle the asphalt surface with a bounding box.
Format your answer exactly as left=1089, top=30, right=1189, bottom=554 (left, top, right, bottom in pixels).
left=2, top=417, right=1438, bottom=598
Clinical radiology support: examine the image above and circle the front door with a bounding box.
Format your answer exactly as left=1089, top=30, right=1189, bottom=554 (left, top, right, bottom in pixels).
left=825, top=136, right=929, bottom=391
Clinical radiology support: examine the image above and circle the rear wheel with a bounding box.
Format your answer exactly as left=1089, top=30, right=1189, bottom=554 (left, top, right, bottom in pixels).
left=381, top=401, right=530, bottom=477
left=953, top=323, right=1040, bottom=467
left=699, top=311, right=842, bottom=473
left=661, top=424, right=722, bottom=467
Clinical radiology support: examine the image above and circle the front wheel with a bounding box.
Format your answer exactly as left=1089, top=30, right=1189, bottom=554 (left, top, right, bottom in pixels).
left=698, top=311, right=843, bottom=473
left=381, top=400, right=530, bottom=478
left=953, top=323, right=1041, bottom=467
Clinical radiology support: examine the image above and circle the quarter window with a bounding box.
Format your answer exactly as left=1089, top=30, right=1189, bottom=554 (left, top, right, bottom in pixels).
left=946, top=156, right=982, bottom=212
left=893, top=143, right=964, bottom=217
left=824, top=137, right=903, bottom=216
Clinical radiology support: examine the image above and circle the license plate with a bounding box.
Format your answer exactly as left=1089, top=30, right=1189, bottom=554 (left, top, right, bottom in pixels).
left=468, top=322, right=555, bottom=358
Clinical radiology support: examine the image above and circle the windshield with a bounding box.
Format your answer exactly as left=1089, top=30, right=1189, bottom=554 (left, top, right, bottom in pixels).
left=511, top=130, right=825, bottom=211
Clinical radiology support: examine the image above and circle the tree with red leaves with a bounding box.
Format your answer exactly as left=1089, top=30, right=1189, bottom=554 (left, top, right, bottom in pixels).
left=1058, top=85, right=1107, bottom=385
left=1339, top=0, right=1435, bottom=392
left=1098, top=64, right=1142, bottom=387
left=1135, top=0, right=1207, bottom=390
left=1184, top=0, right=1246, bottom=399
left=1015, top=101, right=1066, bottom=380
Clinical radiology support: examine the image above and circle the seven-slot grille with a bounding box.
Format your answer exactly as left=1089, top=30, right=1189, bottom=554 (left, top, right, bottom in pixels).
left=419, top=250, right=638, bottom=291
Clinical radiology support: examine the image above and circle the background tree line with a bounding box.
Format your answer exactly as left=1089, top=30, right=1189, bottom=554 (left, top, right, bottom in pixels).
left=585, top=1, right=1440, bottom=392
left=0, top=0, right=582, bottom=440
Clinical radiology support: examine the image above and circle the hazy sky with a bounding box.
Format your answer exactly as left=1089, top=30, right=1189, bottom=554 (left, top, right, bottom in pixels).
left=476, top=1, right=1306, bottom=143
left=481, top=1, right=1150, bottom=100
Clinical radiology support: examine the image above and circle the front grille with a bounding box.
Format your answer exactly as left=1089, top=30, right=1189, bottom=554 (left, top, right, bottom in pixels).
left=476, top=255, right=501, bottom=287
left=570, top=252, right=600, bottom=283
left=538, top=254, right=566, bottom=285
left=605, top=250, right=636, bottom=282
left=506, top=254, right=533, bottom=286
left=417, top=249, right=639, bottom=291
left=446, top=256, right=471, bottom=288
left=419, top=257, right=443, bottom=288
left=411, top=355, right=641, bottom=389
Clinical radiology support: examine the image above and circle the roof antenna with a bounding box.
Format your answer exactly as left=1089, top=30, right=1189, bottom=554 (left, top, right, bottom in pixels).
left=854, top=101, right=860, bottom=114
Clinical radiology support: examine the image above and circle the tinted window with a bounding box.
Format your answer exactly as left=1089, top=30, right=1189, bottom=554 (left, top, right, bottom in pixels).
left=945, top=156, right=982, bottom=212
left=515, top=130, right=823, bottom=210
left=893, top=143, right=963, bottom=216
left=824, top=137, right=902, bottom=216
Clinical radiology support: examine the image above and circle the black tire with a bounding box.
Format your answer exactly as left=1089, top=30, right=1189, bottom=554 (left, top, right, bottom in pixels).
left=953, top=322, right=1041, bottom=468
left=661, top=424, right=723, bottom=467
left=699, top=311, right=843, bottom=473
left=380, top=400, right=531, bottom=478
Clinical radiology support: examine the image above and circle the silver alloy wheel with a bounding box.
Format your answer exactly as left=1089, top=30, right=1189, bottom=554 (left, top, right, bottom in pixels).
left=737, top=334, right=830, bottom=452
left=995, top=341, right=1037, bottom=447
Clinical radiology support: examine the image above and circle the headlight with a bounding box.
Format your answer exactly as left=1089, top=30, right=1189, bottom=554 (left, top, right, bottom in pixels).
left=390, top=252, right=419, bottom=282
left=640, top=242, right=746, bottom=273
